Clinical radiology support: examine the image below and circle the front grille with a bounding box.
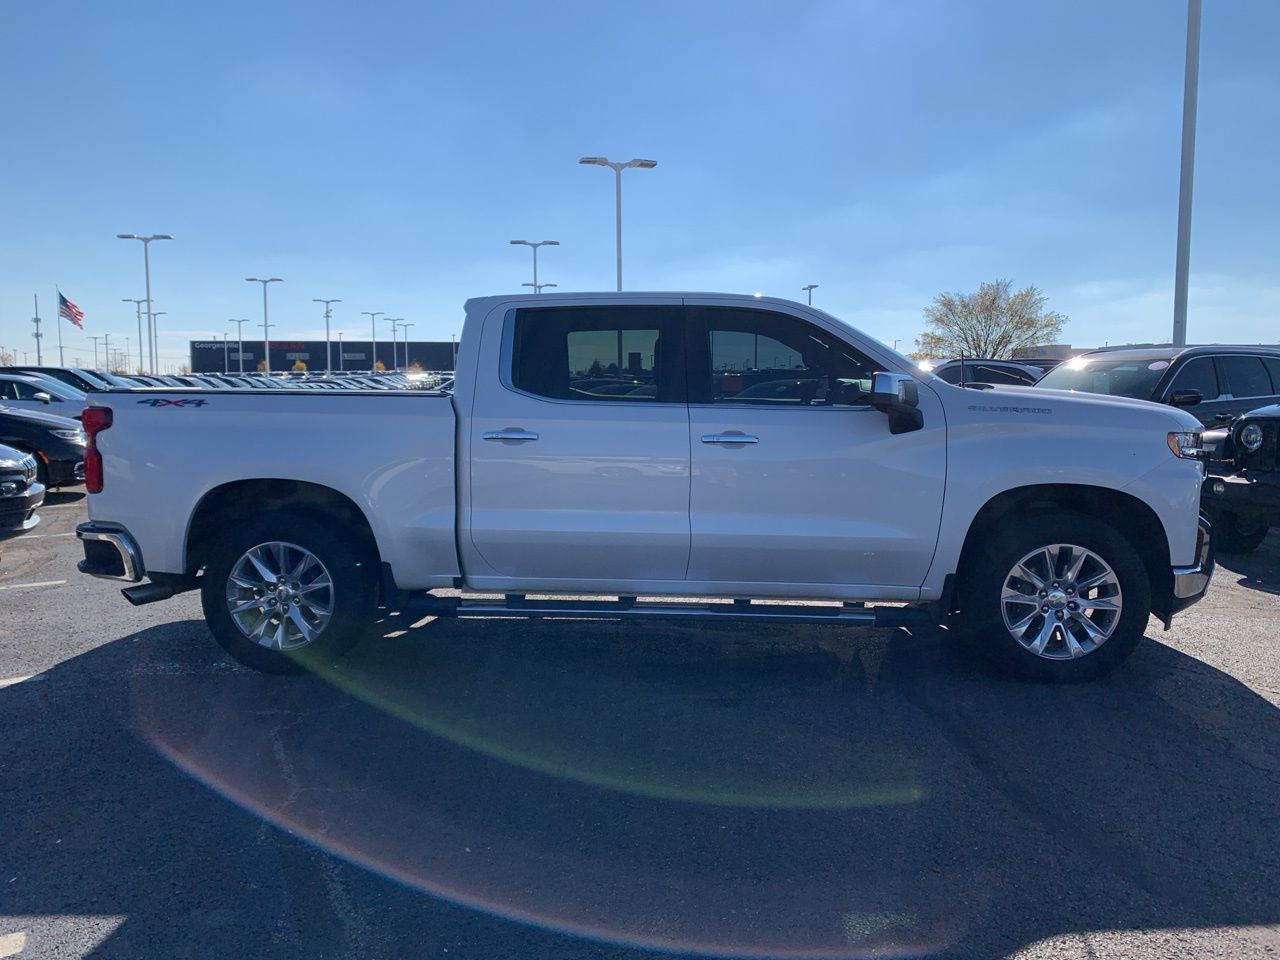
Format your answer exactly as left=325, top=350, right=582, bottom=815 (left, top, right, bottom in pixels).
left=1238, top=421, right=1279, bottom=472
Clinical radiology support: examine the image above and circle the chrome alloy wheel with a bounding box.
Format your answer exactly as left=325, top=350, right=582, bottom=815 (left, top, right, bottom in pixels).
left=225, top=541, right=334, bottom=650
left=999, top=543, right=1123, bottom=660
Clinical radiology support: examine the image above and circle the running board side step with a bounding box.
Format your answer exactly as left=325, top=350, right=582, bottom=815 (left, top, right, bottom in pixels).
left=402, top=594, right=934, bottom=629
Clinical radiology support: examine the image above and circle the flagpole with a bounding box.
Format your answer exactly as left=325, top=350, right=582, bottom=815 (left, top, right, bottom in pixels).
left=55, top=287, right=66, bottom=366
left=32, top=294, right=43, bottom=365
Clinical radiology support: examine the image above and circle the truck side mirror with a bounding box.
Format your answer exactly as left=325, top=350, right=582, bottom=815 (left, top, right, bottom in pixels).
left=1169, top=389, right=1203, bottom=407
left=869, top=372, right=924, bottom=435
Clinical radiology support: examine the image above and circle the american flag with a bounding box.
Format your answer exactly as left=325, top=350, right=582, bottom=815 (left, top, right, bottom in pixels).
left=58, top=292, right=84, bottom=330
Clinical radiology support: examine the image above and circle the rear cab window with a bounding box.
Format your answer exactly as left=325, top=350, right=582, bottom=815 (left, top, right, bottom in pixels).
left=509, top=305, right=685, bottom=403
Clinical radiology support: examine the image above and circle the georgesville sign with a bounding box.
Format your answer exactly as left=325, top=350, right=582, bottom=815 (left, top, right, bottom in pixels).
left=189, top=339, right=455, bottom=373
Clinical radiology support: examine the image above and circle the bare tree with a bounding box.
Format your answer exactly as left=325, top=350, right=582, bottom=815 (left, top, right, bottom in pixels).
left=913, top=279, right=1066, bottom=359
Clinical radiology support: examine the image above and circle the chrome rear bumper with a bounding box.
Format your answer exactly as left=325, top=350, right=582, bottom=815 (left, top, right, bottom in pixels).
left=76, top=522, right=144, bottom=582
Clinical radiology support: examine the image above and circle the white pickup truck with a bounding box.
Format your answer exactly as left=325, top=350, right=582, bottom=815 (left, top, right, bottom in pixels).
left=76, top=293, right=1213, bottom=681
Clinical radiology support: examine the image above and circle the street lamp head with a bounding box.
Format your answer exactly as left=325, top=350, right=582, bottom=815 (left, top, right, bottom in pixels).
left=116, top=233, right=136, bottom=240
left=578, top=156, right=609, bottom=166
left=312, top=298, right=342, bottom=304
left=153, top=235, right=174, bottom=241
left=626, top=159, right=657, bottom=169
left=802, top=284, right=818, bottom=291
left=510, top=239, right=530, bottom=246
left=542, top=240, right=560, bottom=246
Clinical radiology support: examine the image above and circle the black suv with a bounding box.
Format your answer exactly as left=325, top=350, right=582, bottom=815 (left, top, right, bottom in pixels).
left=1035, top=344, right=1280, bottom=428
left=1200, top=404, right=1279, bottom=553
left=0, top=442, right=44, bottom=535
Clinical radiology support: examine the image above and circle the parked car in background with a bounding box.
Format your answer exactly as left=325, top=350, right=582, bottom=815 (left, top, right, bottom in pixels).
left=0, top=366, right=113, bottom=392
left=0, top=442, right=43, bottom=536
left=1035, top=345, right=1280, bottom=428
left=0, top=372, right=89, bottom=418
left=0, top=406, right=86, bottom=488
left=1200, top=403, right=1280, bottom=553
left=930, top=358, right=1046, bottom=386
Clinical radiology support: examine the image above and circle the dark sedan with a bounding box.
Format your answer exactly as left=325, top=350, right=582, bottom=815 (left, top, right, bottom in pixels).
left=0, top=405, right=86, bottom=488
left=0, top=442, right=44, bottom=535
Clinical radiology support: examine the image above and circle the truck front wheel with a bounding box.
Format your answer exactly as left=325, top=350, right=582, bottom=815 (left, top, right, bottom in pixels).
left=200, top=514, right=377, bottom=673
left=957, top=512, right=1152, bottom=681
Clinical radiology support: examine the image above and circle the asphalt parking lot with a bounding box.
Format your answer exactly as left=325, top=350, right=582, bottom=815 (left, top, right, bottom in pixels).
left=1, top=496, right=1279, bottom=960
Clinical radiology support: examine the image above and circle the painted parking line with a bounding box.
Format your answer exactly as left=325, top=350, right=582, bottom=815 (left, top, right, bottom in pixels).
left=0, top=931, right=26, bottom=958
left=0, top=675, right=45, bottom=689
left=0, top=580, right=67, bottom=591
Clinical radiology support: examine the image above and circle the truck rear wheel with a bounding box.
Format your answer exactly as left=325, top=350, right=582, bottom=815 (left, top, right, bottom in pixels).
left=956, top=512, right=1151, bottom=681
left=200, top=513, right=377, bottom=673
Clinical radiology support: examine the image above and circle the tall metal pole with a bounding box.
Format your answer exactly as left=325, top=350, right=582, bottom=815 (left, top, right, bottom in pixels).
left=226, top=319, right=249, bottom=374
left=54, top=289, right=65, bottom=365
left=338, top=332, right=344, bottom=371
left=579, top=158, right=655, bottom=292
left=123, top=299, right=146, bottom=372
left=32, top=294, right=43, bottom=364
left=1172, top=0, right=1202, bottom=348
left=103, top=333, right=111, bottom=371
left=142, top=244, right=154, bottom=371
left=222, top=333, right=229, bottom=373
left=361, top=311, right=384, bottom=371
left=401, top=322, right=414, bottom=369
left=802, top=284, right=818, bottom=305
left=151, top=313, right=167, bottom=371
left=90, top=336, right=101, bottom=368
left=313, top=299, right=341, bottom=374
left=117, top=234, right=172, bottom=373
left=614, top=166, right=623, bottom=292
left=246, top=278, right=282, bottom=372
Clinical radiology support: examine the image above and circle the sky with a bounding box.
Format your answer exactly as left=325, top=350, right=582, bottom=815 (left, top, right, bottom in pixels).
left=2, top=0, right=1278, bottom=370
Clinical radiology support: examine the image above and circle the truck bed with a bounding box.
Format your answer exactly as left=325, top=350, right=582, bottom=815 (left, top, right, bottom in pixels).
left=87, top=389, right=460, bottom=589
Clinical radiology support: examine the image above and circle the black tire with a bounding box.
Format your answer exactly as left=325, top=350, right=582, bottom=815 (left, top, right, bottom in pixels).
left=1212, top=512, right=1269, bottom=555
left=200, top=511, right=378, bottom=674
left=955, top=511, right=1152, bottom=682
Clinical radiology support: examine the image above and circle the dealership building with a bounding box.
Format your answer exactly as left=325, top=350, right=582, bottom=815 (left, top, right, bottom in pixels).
left=189, top=339, right=456, bottom=374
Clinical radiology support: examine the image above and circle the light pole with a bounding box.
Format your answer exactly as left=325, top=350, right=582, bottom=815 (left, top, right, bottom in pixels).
left=122, top=299, right=146, bottom=372
left=338, top=332, right=344, bottom=371
left=400, top=322, right=414, bottom=369
left=226, top=319, right=250, bottom=374
left=149, top=313, right=167, bottom=369
left=802, top=284, right=818, bottom=305
left=1172, top=0, right=1202, bottom=348
left=522, top=282, right=558, bottom=294
left=102, top=333, right=112, bottom=372
left=509, top=240, right=559, bottom=291
left=578, top=156, right=656, bottom=291
left=387, top=318, right=404, bottom=370
left=116, top=233, right=173, bottom=373
left=312, top=298, right=342, bottom=373
left=90, top=336, right=102, bottom=368
left=361, top=311, right=384, bottom=371
left=220, top=333, right=229, bottom=373
left=246, top=278, right=282, bottom=372
left=451, top=333, right=458, bottom=371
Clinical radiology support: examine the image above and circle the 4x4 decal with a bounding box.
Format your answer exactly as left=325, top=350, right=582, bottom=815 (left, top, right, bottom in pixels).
left=136, top=398, right=208, bottom=408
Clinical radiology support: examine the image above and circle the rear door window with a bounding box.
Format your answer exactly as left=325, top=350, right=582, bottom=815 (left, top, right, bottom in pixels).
left=509, top=306, right=684, bottom=403
left=1219, top=355, right=1274, bottom=399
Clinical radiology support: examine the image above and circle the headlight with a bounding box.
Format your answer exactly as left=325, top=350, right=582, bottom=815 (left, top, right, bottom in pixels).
left=1239, top=423, right=1265, bottom=453
left=1167, top=431, right=1202, bottom=459
left=52, top=429, right=87, bottom=444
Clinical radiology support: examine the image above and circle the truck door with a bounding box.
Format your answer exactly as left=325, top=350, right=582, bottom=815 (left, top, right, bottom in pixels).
left=683, top=302, right=946, bottom=591
left=465, top=302, right=691, bottom=586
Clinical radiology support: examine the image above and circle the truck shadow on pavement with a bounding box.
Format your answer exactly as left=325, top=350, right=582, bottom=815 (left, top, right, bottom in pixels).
left=3, top=617, right=1279, bottom=959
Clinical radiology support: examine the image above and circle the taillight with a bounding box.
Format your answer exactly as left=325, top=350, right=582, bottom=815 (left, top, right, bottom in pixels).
left=82, top=406, right=112, bottom=493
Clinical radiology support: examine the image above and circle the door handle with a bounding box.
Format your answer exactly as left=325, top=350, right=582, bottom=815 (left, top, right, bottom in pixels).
left=701, top=433, right=759, bottom=444
left=483, top=430, right=539, bottom=442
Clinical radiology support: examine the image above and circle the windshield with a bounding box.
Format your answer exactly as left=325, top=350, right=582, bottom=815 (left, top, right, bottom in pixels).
left=1035, top=357, right=1170, bottom=400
